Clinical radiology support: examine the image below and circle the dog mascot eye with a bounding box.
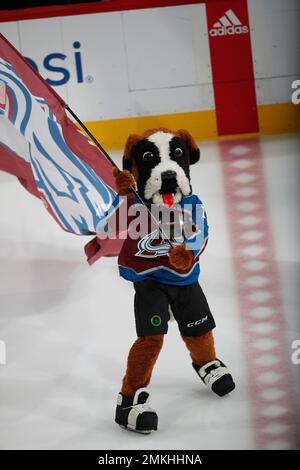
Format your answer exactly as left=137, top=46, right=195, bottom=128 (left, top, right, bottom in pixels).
left=142, top=151, right=154, bottom=161
left=174, top=147, right=183, bottom=158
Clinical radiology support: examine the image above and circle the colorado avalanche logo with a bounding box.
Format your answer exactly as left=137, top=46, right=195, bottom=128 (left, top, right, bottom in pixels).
left=136, top=228, right=182, bottom=258
left=135, top=205, right=201, bottom=258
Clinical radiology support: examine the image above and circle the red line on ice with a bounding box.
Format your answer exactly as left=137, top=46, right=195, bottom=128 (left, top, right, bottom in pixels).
left=220, top=137, right=299, bottom=450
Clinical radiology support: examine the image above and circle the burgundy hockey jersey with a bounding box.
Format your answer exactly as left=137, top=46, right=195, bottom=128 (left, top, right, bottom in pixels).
left=118, top=194, right=209, bottom=286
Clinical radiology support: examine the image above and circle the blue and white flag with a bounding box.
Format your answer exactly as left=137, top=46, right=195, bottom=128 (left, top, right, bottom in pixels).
left=0, top=33, right=123, bottom=260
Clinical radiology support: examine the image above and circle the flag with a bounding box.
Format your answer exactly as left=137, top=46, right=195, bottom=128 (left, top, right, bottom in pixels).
left=0, top=33, right=124, bottom=263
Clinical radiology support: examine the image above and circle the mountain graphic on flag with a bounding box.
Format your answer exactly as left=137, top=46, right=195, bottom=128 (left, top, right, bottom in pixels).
left=0, top=33, right=124, bottom=263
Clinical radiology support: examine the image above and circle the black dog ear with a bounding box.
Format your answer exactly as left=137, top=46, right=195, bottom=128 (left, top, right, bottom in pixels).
left=122, top=134, right=141, bottom=171
left=176, top=129, right=200, bottom=165
left=189, top=148, right=200, bottom=165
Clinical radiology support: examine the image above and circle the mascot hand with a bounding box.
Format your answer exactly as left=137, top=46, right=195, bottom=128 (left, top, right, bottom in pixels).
left=113, top=167, right=136, bottom=196
left=168, top=245, right=193, bottom=270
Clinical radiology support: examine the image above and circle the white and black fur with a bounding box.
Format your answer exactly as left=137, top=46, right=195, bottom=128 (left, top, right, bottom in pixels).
left=123, top=131, right=200, bottom=205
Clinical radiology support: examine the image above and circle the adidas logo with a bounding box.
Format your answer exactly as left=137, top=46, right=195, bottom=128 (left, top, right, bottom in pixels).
left=209, top=9, right=249, bottom=37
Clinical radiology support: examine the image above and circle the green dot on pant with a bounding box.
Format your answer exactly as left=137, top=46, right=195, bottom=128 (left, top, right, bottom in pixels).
left=151, top=315, right=162, bottom=327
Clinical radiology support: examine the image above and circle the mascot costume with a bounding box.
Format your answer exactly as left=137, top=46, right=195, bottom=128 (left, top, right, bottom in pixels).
left=0, top=34, right=235, bottom=436
left=113, top=128, right=235, bottom=434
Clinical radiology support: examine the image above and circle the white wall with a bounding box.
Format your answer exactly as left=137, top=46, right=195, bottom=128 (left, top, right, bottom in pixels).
left=0, top=0, right=299, bottom=122
left=0, top=4, right=213, bottom=122
left=248, top=0, right=300, bottom=104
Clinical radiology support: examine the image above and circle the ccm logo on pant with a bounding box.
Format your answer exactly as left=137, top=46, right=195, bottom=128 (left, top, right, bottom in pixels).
left=187, top=316, right=208, bottom=328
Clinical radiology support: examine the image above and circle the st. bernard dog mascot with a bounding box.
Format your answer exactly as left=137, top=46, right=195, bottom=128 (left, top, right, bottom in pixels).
left=113, top=128, right=235, bottom=434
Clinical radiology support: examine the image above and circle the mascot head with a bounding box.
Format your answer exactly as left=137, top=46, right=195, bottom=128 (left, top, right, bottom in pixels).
left=122, top=128, right=200, bottom=207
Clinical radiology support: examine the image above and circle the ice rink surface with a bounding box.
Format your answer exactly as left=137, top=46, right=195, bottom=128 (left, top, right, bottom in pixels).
left=0, top=134, right=299, bottom=450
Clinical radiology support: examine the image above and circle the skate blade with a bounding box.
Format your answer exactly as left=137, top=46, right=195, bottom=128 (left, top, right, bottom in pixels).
left=118, top=424, right=153, bottom=435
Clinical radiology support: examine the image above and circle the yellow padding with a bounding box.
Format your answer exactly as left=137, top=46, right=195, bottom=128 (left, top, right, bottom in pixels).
left=258, top=103, right=300, bottom=135
left=81, top=103, right=300, bottom=150
left=84, top=110, right=217, bottom=150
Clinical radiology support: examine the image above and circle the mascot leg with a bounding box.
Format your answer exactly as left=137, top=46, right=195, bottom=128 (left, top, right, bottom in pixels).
left=121, top=335, right=164, bottom=395
left=182, top=331, right=216, bottom=365
left=115, top=335, right=163, bottom=434
left=182, top=331, right=235, bottom=397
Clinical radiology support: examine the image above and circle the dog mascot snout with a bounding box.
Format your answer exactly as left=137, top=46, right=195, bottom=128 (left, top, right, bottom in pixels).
left=113, top=128, right=235, bottom=434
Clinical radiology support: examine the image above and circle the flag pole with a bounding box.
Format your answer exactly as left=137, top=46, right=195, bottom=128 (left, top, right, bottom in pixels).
left=65, top=105, right=174, bottom=248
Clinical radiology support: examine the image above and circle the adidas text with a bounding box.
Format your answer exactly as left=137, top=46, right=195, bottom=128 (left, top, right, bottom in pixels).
left=210, top=9, right=249, bottom=37
left=210, top=25, right=249, bottom=37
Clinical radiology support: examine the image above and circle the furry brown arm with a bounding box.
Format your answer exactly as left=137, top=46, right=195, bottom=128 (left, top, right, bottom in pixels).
left=168, top=245, right=193, bottom=270
left=113, top=167, right=136, bottom=196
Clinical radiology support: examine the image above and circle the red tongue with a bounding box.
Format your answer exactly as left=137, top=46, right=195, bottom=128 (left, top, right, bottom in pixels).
left=162, top=193, right=174, bottom=208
